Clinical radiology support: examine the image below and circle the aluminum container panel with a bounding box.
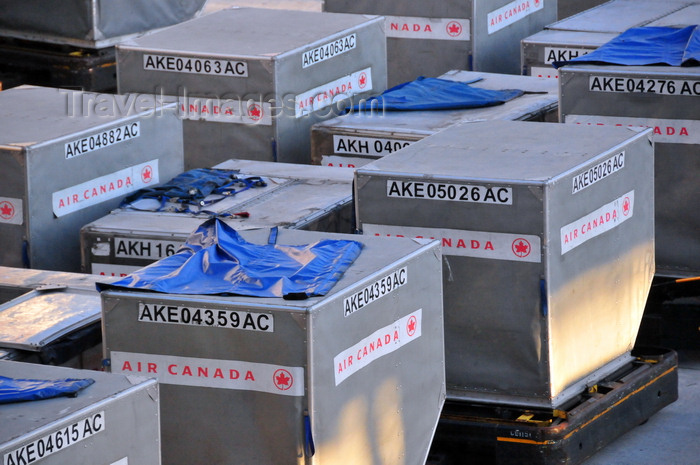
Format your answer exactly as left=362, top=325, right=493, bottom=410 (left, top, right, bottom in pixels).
left=559, top=64, right=700, bottom=277
left=116, top=8, right=387, bottom=168
left=0, top=0, right=206, bottom=48
left=546, top=0, right=693, bottom=33
left=324, top=0, right=556, bottom=86
left=311, top=70, right=559, bottom=167
left=100, top=228, right=445, bottom=465
left=0, top=361, right=160, bottom=465
left=0, top=86, right=184, bottom=273
left=81, top=161, right=354, bottom=277
left=354, top=120, right=654, bottom=408
left=521, top=29, right=617, bottom=79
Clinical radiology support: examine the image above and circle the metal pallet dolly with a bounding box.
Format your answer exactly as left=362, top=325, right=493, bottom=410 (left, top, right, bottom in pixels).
left=428, top=348, right=679, bottom=465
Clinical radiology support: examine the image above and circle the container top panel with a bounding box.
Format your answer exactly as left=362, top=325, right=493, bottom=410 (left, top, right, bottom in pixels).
left=0, top=266, right=106, bottom=292
left=215, top=159, right=356, bottom=182
left=316, top=70, right=557, bottom=135
left=356, top=120, right=650, bottom=182
left=118, top=7, right=382, bottom=58
left=547, top=0, right=694, bottom=33
left=0, top=86, right=170, bottom=149
left=645, top=3, right=700, bottom=27
left=98, top=227, right=438, bottom=310
left=523, top=29, right=619, bottom=47
left=0, top=288, right=101, bottom=352
left=0, top=360, right=155, bottom=444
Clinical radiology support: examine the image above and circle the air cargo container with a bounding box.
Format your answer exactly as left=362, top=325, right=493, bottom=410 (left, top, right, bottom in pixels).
left=1, top=360, right=160, bottom=465
left=100, top=227, right=445, bottom=465
left=0, top=85, right=184, bottom=273
left=116, top=7, right=387, bottom=168
left=521, top=0, right=694, bottom=78
left=354, top=120, right=654, bottom=408
left=81, top=160, right=355, bottom=277
left=324, top=0, right=557, bottom=86
left=311, top=70, right=558, bottom=167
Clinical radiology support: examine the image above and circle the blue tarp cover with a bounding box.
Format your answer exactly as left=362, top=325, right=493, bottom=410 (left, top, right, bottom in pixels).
left=553, top=25, right=700, bottom=68
left=0, top=376, right=94, bottom=404
left=352, top=77, right=524, bottom=112
left=120, top=168, right=266, bottom=213
left=97, top=219, right=363, bottom=299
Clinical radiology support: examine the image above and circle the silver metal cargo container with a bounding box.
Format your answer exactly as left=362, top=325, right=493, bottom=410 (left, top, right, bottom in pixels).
left=0, top=0, right=206, bottom=48
left=100, top=228, right=445, bottom=465
left=81, top=160, right=356, bottom=277
left=0, top=360, right=160, bottom=465
left=354, top=120, right=655, bottom=408
left=323, top=0, right=557, bottom=86
left=0, top=86, right=184, bottom=273
left=0, top=266, right=107, bottom=369
left=311, top=70, right=559, bottom=168
left=521, top=0, right=695, bottom=79
left=559, top=64, right=700, bottom=277
left=116, top=8, right=387, bottom=169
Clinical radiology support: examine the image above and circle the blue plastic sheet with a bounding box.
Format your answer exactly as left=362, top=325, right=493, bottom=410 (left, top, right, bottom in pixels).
left=120, top=168, right=266, bottom=214
left=553, top=26, right=700, bottom=68
left=0, top=376, right=94, bottom=404
left=352, top=77, right=524, bottom=112
left=97, top=219, right=363, bottom=299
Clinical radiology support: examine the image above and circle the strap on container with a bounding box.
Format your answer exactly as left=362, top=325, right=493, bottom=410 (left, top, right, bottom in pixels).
left=304, top=410, right=315, bottom=457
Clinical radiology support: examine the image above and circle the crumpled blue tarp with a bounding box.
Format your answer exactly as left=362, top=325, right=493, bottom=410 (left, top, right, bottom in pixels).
left=119, top=168, right=266, bottom=213
left=97, top=219, right=363, bottom=299
left=0, top=376, right=94, bottom=404
left=553, top=25, right=700, bottom=68
left=351, top=76, right=524, bottom=112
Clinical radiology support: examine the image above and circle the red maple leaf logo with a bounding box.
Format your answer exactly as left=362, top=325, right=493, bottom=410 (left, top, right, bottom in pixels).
left=273, top=369, right=293, bottom=391
left=622, top=197, right=631, bottom=216
left=0, top=202, right=14, bottom=219
left=141, top=166, right=152, bottom=183
left=447, top=22, right=462, bottom=37
left=359, top=73, right=367, bottom=88
left=248, top=104, right=262, bottom=121
left=512, top=239, right=531, bottom=258
left=407, top=316, right=417, bottom=336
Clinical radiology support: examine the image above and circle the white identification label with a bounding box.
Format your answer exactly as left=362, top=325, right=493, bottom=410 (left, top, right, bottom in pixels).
left=138, top=303, right=274, bottom=332
left=115, top=237, right=182, bottom=260
left=344, top=267, right=407, bottom=317
left=333, top=135, right=412, bottom=156
left=543, top=46, right=592, bottom=64
left=386, top=180, right=512, bottom=205
left=143, top=54, right=248, bottom=77
left=111, top=351, right=304, bottom=396
left=65, top=122, right=140, bottom=159
left=91, top=263, right=138, bottom=277
left=295, top=67, right=372, bottom=117
left=321, top=155, right=372, bottom=168
left=385, top=16, right=470, bottom=41
left=334, top=309, right=422, bottom=385
left=566, top=114, right=700, bottom=145
left=179, top=97, right=272, bottom=125
left=488, top=0, right=544, bottom=34
left=560, top=190, right=634, bottom=254
left=302, top=33, right=356, bottom=68
left=364, top=224, right=541, bottom=263
left=111, top=459, right=128, bottom=465
left=530, top=66, right=558, bottom=79
left=589, top=75, right=700, bottom=96
left=3, top=412, right=105, bottom=465
left=0, top=197, right=22, bottom=225
left=52, top=160, right=159, bottom=217
left=571, top=151, right=625, bottom=194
